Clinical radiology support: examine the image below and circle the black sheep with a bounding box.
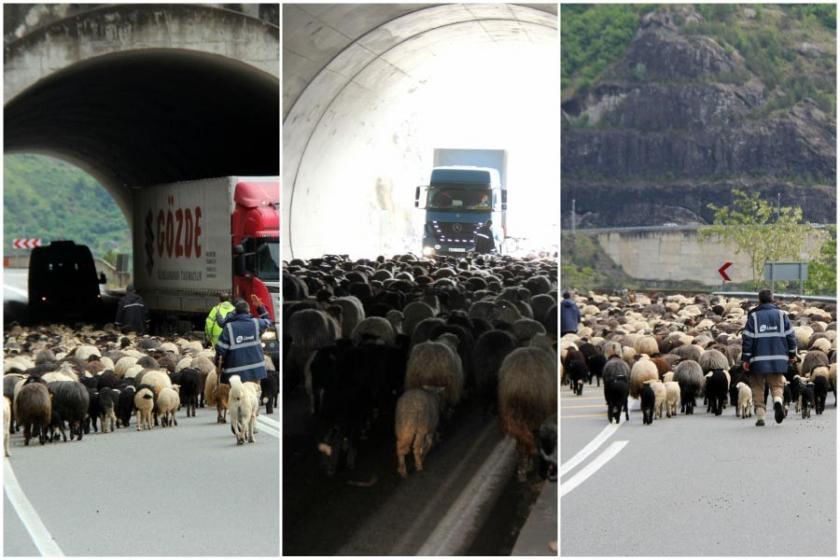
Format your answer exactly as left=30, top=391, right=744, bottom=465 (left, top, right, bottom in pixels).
left=99, top=387, right=121, bottom=432
left=564, top=349, right=588, bottom=396
left=48, top=381, right=90, bottom=440
left=472, top=330, right=518, bottom=412
left=729, top=365, right=746, bottom=407
left=705, top=369, right=728, bottom=416
left=814, top=376, right=828, bottom=415
left=85, top=387, right=101, bottom=434
left=587, top=353, right=607, bottom=388
left=178, top=368, right=201, bottom=417
left=116, top=386, right=136, bottom=428
left=260, top=371, right=279, bottom=414
left=800, top=381, right=815, bottom=419
left=641, top=383, right=655, bottom=425
left=604, top=373, right=629, bottom=424
left=48, top=410, right=67, bottom=443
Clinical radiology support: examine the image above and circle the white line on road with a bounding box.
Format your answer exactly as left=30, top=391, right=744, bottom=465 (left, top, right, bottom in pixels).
left=560, top=422, right=619, bottom=477
left=560, top=441, right=628, bottom=498
left=257, top=414, right=280, bottom=428
left=4, top=461, right=65, bottom=556
left=4, top=284, right=28, bottom=298
left=255, top=417, right=279, bottom=438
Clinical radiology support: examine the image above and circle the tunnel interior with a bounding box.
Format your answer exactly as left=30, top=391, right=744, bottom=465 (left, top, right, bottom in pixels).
left=284, top=5, right=558, bottom=258
left=5, top=49, right=280, bottom=217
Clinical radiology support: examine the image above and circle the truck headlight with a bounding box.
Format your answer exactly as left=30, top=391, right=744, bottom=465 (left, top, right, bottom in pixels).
left=423, top=246, right=435, bottom=257
left=261, top=330, right=277, bottom=342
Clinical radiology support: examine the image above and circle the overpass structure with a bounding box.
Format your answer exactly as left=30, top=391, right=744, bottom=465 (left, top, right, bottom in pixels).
left=4, top=3, right=279, bottom=219
left=283, top=4, right=558, bottom=258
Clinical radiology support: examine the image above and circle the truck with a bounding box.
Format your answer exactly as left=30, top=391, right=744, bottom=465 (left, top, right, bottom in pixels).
left=132, top=177, right=279, bottom=342
left=414, top=149, right=507, bottom=257
left=28, top=240, right=106, bottom=322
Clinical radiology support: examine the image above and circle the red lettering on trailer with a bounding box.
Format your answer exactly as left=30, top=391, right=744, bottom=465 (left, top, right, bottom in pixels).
left=175, top=208, right=184, bottom=257
left=153, top=200, right=203, bottom=259
left=184, top=208, right=193, bottom=258
left=157, top=209, right=165, bottom=257
left=194, top=207, right=202, bottom=257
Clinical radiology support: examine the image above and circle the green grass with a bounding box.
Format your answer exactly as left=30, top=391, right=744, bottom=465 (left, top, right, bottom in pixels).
left=3, top=154, right=131, bottom=259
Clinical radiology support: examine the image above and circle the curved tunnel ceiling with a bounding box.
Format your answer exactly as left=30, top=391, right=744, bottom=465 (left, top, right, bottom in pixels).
left=4, top=4, right=279, bottom=219
left=283, top=4, right=558, bottom=258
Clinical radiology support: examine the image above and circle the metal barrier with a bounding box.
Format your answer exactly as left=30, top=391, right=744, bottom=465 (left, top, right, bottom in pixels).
left=712, top=291, right=836, bottom=303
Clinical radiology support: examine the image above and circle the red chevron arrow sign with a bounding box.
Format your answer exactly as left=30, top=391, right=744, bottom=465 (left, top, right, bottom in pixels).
left=12, top=238, right=42, bottom=250
left=718, top=261, right=733, bottom=282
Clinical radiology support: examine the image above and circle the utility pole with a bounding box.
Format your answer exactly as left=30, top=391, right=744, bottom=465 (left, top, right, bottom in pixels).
left=571, top=198, right=576, bottom=234
left=776, top=193, right=780, bottom=221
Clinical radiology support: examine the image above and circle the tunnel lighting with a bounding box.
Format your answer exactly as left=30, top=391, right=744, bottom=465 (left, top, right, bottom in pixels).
left=423, top=246, right=436, bottom=256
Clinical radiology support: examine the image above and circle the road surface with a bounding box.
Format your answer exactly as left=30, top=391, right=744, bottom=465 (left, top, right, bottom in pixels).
left=560, top=384, right=836, bottom=556
left=283, top=386, right=540, bottom=555
left=4, top=406, right=279, bottom=556
left=4, top=268, right=28, bottom=301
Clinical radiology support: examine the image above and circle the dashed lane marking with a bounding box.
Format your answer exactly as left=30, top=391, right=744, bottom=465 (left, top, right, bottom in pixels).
left=561, top=414, right=607, bottom=419
left=561, top=404, right=607, bottom=409
left=4, top=461, right=64, bottom=556
left=560, top=441, right=628, bottom=498
left=4, top=285, right=28, bottom=298
left=560, top=422, right=619, bottom=477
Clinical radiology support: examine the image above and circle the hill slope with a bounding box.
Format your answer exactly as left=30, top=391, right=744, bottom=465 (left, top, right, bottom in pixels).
left=561, top=4, right=836, bottom=228
left=4, top=154, right=131, bottom=258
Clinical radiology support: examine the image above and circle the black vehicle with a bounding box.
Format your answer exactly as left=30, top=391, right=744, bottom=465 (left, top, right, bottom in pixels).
left=28, top=241, right=105, bottom=322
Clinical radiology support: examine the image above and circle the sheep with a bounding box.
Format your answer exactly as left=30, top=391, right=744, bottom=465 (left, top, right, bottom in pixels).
left=736, top=382, right=753, bottom=418
left=629, top=357, right=659, bottom=399
left=97, top=387, right=120, bottom=433
left=405, top=341, right=463, bottom=408
left=801, top=350, right=829, bottom=377
left=74, top=345, right=100, bottom=361
left=640, top=382, right=655, bottom=425
left=403, top=301, right=437, bottom=338
left=205, top=370, right=218, bottom=407
left=177, top=368, right=200, bottom=417
left=812, top=370, right=829, bottom=415
left=15, top=380, right=51, bottom=445
left=48, top=381, right=91, bottom=440
left=472, top=330, right=518, bottom=411
left=705, top=369, right=728, bottom=416
left=674, top=360, right=704, bottom=414
left=634, top=336, right=659, bottom=356
left=564, top=349, right=589, bottom=396
left=829, top=363, right=837, bottom=406
left=798, top=378, right=815, bottom=419
left=156, top=387, right=180, bottom=427
left=117, top=385, right=136, bottom=428
left=141, top=369, right=172, bottom=396
left=351, top=317, right=395, bottom=346
left=4, top=397, right=10, bottom=457
left=664, top=381, right=680, bottom=418
left=662, top=371, right=675, bottom=383
left=648, top=380, right=667, bottom=419
left=395, top=387, right=444, bottom=477
left=134, top=387, right=155, bottom=430
left=229, top=375, right=258, bottom=444
left=604, top=359, right=630, bottom=424
left=699, top=349, right=729, bottom=373
left=216, top=382, right=231, bottom=423
left=498, top=347, right=557, bottom=480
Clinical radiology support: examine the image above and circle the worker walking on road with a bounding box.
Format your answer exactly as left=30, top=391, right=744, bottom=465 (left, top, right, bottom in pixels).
left=474, top=220, right=495, bottom=254
left=741, top=289, right=797, bottom=426
left=215, top=299, right=271, bottom=384
left=115, top=284, right=148, bottom=335
left=205, top=292, right=235, bottom=347
left=560, top=291, right=581, bottom=336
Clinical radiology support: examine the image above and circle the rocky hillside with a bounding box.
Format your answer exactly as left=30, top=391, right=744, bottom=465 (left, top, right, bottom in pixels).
left=561, top=5, right=836, bottom=228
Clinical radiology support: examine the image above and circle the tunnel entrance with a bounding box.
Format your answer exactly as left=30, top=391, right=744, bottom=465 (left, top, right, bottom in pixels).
left=5, top=49, right=279, bottom=217
left=283, top=5, right=558, bottom=258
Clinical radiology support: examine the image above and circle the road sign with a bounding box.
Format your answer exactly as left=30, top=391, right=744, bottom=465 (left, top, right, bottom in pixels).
left=718, top=261, right=732, bottom=282
left=12, top=238, right=42, bottom=249
left=764, top=262, right=808, bottom=294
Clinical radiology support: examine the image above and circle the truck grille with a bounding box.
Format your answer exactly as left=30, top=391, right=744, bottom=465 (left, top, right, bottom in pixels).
left=429, top=221, right=478, bottom=243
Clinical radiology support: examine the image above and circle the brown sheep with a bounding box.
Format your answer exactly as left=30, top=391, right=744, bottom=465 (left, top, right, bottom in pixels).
left=15, top=380, right=51, bottom=446
left=395, top=388, right=444, bottom=478
left=216, top=383, right=231, bottom=423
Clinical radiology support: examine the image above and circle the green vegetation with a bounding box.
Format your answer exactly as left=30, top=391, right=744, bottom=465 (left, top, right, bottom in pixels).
left=805, top=225, right=836, bottom=296
left=4, top=154, right=131, bottom=259
left=699, top=189, right=810, bottom=286
left=561, top=5, right=654, bottom=96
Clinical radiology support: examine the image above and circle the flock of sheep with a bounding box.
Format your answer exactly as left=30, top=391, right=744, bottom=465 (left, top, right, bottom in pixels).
left=3, top=323, right=280, bottom=455
left=561, top=293, right=837, bottom=424
left=283, top=253, right=558, bottom=480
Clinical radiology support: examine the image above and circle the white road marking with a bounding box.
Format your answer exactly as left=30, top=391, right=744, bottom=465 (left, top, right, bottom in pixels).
left=561, top=404, right=607, bottom=409
left=255, top=417, right=279, bottom=438
left=257, top=414, right=279, bottom=428
left=4, top=461, right=65, bottom=556
left=4, top=284, right=28, bottom=298
left=560, top=422, right=619, bottom=477
left=560, top=441, right=628, bottom=498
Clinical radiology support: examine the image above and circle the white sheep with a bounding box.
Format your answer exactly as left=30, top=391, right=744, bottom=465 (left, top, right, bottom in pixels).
left=229, top=375, right=258, bottom=445
left=649, top=380, right=667, bottom=419
left=664, top=381, right=680, bottom=417
left=156, top=387, right=180, bottom=427
left=736, top=382, right=753, bottom=418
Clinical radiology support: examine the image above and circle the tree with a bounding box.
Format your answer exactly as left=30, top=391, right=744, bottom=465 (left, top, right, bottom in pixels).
left=699, top=189, right=810, bottom=286
left=805, top=225, right=836, bottom=295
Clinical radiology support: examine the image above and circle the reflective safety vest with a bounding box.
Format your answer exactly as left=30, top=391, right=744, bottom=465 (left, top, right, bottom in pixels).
left=741, top=303, right=797, bottom=374
left=215, top=313, right=268, bottom=383
left=205, top=302, right=235, bottom=347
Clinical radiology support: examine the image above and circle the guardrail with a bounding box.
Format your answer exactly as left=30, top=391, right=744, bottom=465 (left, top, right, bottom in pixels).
left=712, top=291, right=836, bottom=303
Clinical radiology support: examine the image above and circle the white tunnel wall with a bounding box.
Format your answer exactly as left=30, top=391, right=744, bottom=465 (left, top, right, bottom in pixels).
left=283, top=5, right=557, bottom=259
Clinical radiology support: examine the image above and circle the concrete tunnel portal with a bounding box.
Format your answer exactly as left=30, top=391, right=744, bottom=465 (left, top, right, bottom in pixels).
left=283, top=4, right=559, bottom=259
left=4, top=4, right=280, bottom=221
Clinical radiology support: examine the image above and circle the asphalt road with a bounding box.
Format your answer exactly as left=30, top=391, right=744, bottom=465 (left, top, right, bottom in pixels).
left=4, top=268, right=28, bottom=301
left=560, top=383, right=836, bottom=556
left=4, top=405, right=279, bottom=556
left=282, top=385, right=538, bottom=555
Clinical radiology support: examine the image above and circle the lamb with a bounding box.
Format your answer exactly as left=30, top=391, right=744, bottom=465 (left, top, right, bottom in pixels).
left=640, top=382, right=655, bottom=425
left=604, top=362, right=630, bottom=424
left=15, top=380, right=51, bottom=445
left=404, top=341, right=463, bottom=408
left=134, top=387, right=155, bottom=430
left=648, top=380, right=667, bottom=419
left=798, top=378, right=815, bottom=419
left=156, top=387, right=180, bottom=427
left=674, top=360, right=704, bottom=414
left=629, top=357, right=659, bottom=399
left=705, top=369, right=728, bottom=416
left=395, top=387, right=444, bottom=477
left=498, top=347, right=557, bottom=480
left=664, top=381, right=680, bottom=418
left=736, top=382, right=753, bottom=418
left=229, top=375, right=258, bottom=444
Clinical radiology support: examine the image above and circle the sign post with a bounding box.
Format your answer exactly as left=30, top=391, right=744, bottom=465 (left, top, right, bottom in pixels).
left=718, top=261, right=732, bottom=290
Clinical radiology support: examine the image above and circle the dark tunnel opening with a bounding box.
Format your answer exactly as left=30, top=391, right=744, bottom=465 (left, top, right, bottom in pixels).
left=4, top=49, right=279, bottom=213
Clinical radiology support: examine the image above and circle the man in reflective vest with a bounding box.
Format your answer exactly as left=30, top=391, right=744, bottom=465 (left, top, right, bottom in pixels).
left=205, top=293, right=235, bottom=347
left=215, top=299, right=272, bottom=384
left=741, top=289, right=797, bottom=426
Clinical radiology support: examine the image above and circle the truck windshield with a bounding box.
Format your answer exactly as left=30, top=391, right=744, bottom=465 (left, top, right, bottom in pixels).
left=256, top=238, right=280, bottom=281
left=427, top=187, right=492, bottom=211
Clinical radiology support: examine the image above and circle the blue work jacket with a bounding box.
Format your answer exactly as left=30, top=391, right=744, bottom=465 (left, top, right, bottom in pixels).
left=741, top=303, right=797, bottom=374
left=215, top=313, right=270, bottom=383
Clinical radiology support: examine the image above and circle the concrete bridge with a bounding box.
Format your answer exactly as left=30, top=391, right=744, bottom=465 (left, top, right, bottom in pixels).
left=575, top=225, right=824, bottom=286
left=4, top=3, right=279, bottom=218
left=283, top=4, right=558, bottom=258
